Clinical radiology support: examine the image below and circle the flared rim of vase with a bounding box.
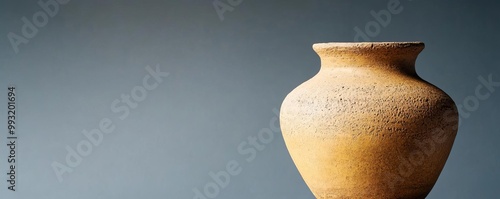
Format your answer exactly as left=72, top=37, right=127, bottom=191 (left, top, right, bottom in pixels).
left=312, top=41, right=425, bottom=53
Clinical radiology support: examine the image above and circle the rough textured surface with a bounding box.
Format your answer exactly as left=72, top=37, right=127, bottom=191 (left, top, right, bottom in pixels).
left=280, top=42, right=459, bottom=198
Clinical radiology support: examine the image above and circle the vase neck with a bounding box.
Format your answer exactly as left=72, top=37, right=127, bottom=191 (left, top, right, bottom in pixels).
left=313, top=42, right=424, bottom=75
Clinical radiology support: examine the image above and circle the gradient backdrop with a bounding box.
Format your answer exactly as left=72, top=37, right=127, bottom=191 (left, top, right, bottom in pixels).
left=0, top=0, right=499, bottom=198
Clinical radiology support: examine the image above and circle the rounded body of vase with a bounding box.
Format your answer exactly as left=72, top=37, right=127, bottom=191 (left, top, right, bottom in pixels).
left=280, top=42, right=458, bottom=198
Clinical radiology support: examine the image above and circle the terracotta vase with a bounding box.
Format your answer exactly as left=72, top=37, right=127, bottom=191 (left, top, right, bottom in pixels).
left=280, top=42, right=459, bottom=198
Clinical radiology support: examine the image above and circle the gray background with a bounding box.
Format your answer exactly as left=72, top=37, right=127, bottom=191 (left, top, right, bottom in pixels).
left=0, top=0, right=499, bottom=198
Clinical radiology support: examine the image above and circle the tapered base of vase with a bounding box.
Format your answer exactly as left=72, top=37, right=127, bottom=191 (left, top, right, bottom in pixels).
left=312, top=188, right=429, bottom=199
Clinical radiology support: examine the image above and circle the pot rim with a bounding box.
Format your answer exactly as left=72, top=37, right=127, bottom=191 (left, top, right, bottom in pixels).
left=312, top=41, right=424, bottom=50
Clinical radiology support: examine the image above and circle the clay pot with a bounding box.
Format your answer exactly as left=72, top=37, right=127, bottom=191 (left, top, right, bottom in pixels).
left=280, top=42, right=458, bottom=198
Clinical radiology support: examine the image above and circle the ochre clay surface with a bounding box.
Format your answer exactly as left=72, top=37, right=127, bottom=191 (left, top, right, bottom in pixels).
left=280, top=42, right=458, bottom=198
